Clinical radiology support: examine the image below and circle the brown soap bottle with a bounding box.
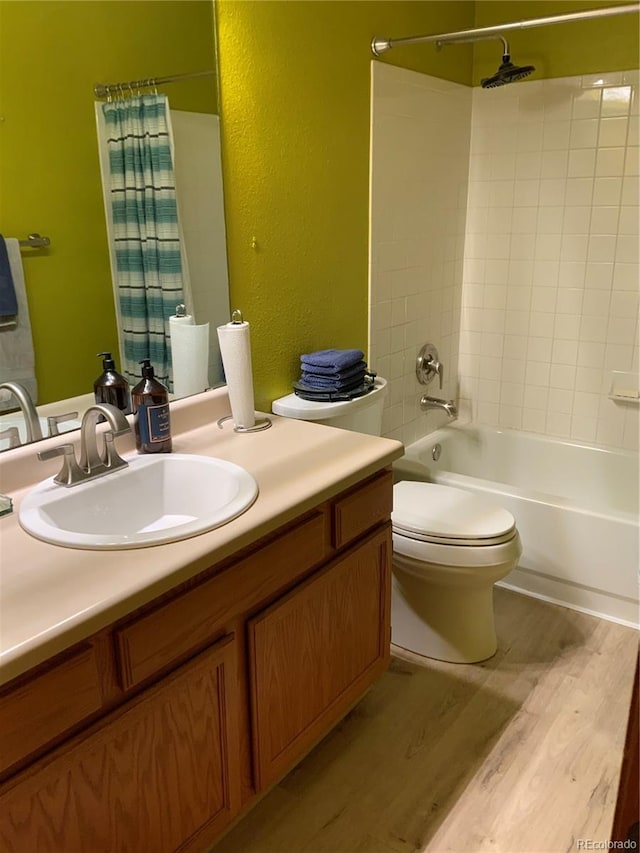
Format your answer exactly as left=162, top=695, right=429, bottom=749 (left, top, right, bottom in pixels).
left=94, top=352, right=131, bottom=414
left=131, top=359, right=172, bottom=453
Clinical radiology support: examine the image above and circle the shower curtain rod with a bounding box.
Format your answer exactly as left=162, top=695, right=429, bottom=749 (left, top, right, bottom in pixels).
left=371, top=3, right=640, bottom=55
left=94, top=69, right=214, bottom=99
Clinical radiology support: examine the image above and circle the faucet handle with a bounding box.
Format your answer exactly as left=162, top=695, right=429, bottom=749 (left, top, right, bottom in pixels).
left=38, top=443, right=85, bottom=487
left=47, top=411, right=79, bottom=437
left=0, top=426, right=21, bottom=449
left=416, top=343, right=443, bottom=389
left=432, top=358, right=444, bottom=389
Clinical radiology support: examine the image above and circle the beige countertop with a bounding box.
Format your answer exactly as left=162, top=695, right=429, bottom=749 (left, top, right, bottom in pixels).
left=0, top=387, right=403, bottom=687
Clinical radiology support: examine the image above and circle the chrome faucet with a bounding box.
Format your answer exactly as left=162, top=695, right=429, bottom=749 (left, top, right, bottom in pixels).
left=421, top=395, right=458, bottom=419
left=0, top=381, right=43, bottom=444
left=38, top=403, right=131, bottom=486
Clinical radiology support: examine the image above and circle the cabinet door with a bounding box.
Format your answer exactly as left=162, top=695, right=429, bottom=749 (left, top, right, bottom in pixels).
left=248, top=525, right=391, bottom=790
left=0, top=635, right=240, bottom=853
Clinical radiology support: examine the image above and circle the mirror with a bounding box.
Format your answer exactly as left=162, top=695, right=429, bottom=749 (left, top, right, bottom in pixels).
left=0, top=0, right=229, bottom=451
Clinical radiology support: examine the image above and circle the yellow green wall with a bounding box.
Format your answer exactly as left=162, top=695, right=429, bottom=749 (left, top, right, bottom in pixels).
left=217, top=0, right=639, bottom=411
left=216, top=0, right=476, bottom=410
left=0, top=0, right=216, bottom=404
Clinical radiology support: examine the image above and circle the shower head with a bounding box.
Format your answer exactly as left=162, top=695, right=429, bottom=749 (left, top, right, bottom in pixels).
left=481, top=52, right=536, bottom=88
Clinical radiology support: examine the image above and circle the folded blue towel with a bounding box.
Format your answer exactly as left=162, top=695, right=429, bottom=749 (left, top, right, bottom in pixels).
left=301, top=360, right=367, bottom=381
left=300, top=348, right=364, bottom=371
left=298, top=372, right=366, bottom=392
left=0, top=236, right=18, bottom=320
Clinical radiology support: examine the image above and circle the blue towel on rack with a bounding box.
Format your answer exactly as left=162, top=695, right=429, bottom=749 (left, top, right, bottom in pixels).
left=301, top=360, right=367, bottom=381
left=0, top=236, right=18, bottom=321
left=298, top=372, right=366, bottom=392
left=300, top=348, right=364, bottom=372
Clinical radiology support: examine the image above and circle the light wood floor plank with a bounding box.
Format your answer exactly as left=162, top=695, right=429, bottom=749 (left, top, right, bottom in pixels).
left=214, top=589, right=638, bottom=853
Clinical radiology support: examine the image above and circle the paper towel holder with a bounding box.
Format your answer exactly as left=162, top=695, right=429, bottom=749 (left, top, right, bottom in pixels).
left=216, top=414, right=272, bottom=433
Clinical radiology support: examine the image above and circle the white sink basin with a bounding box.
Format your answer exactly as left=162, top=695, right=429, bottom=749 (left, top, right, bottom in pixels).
left=19, top=453, right=258, bottom=549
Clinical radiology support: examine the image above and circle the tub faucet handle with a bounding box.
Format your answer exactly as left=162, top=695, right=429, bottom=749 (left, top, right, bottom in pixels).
left=432, top=357, right=444, bottom=389
left=416, top=343, right=443, bottom=389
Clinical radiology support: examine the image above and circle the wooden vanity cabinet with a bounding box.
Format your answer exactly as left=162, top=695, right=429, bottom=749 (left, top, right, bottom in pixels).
left=0, top=469, right=393, bottom=852
left=249, top=526, right=391, bottom=790
left=0, top=635, right=240, bottom=853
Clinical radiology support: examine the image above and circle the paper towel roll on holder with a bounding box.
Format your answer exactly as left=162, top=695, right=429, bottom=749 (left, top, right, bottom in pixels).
left=217, top=308, right=272, bottom=432
left=216, top=414, right=272, bottom=432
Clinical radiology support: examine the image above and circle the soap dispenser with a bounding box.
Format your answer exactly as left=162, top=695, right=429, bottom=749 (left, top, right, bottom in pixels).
left=131, top=359, right=172, bottom=453
left=94, top=352, right=131, bottom=414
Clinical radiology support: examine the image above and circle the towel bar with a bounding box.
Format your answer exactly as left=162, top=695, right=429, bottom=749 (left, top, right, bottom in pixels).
left=18, top=234, right=50, bottom=249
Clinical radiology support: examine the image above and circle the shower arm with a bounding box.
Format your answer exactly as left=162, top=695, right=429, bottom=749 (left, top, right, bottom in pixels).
left=371, top=3, right=640, bottom=56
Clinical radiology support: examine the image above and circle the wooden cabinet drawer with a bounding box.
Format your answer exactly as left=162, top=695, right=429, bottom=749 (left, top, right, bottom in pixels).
left=115, top=509, right=330, bottom=690
left=0, top=645, right=102, bottom=775
left=332, top=469, right=393, bottom=549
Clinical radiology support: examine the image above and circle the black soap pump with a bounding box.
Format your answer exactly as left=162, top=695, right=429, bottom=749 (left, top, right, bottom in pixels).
left=94, top=352, right=131, bottom=414
left=131, top=359, right=172, bottom=453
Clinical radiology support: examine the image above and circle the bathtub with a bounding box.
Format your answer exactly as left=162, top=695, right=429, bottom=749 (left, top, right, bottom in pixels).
left=394, top=424, right=639, bottom=628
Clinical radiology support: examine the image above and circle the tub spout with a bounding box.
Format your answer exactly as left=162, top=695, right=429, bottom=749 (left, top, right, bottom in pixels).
left=421, top=395, right=458, bottom=418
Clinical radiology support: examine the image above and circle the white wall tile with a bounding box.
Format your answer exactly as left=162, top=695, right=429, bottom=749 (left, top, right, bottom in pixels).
left=595, top=147, right=626, bottom=176
left=593, top=176, right=623, bottom=205
left=522, top=408, right=548, bottom=432
left=371, top=64, right=471, bottom=444
left=572, top=88, right=602, bottom=119
left=618, top=205, right=639, bottom=234
left=590, top=206, right=620, bottom=233
left=616, top=233, right=639, bottom=263
left=373, top=68, right=639, bottom=453
left=554, top=314, right=581, bottom=340
left=565, top=178, right=594, bottom=205
left=558, top=261, right=586, bottom=288
left=543, top=121, right=571, bottom=150
left=613, top=262, right=639, bottom=289
left=570, top=119, right=599, bottom=148
left=526, top=361, right=551, bottom=386
left=598, top=116, right=629, bottom=147
left=585, top=262, right=614, bottom=289
left=541, top=150, right=569, bottom=178
left=580, top=315, right=608, bottom=342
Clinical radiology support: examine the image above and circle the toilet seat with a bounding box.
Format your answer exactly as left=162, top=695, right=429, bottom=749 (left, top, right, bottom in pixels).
left=392, top=481, right=517, bottom=548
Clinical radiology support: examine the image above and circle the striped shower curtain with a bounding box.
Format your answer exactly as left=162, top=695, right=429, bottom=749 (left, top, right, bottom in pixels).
left=102, top=93, right=184, bottom=389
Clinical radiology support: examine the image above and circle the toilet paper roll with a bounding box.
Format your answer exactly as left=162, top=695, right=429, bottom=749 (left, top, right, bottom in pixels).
left=170, top=315, right=210, bottom=398
left=216, top=318, right=256, bottom=429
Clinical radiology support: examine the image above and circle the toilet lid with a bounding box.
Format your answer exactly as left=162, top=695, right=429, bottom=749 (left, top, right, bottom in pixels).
left=392, top=481, right=516, bottom=546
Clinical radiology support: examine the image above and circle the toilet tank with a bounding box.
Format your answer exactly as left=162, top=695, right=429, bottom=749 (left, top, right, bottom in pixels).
left=271, top=377, right=387, bottom=436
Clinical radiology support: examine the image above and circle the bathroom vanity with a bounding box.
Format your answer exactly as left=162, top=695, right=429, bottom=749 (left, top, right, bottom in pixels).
left=0, top=388, right=403, bottom=852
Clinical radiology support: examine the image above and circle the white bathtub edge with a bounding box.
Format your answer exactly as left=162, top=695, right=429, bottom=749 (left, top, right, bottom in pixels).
left=499, top=570, right=639, bottom=631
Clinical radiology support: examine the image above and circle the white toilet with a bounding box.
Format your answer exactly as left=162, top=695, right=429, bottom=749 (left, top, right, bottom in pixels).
left=272, top=378, right=522, bottom=664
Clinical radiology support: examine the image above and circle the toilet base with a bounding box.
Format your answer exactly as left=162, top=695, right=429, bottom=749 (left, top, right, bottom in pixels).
left=391, top=554, right=513, bottom=664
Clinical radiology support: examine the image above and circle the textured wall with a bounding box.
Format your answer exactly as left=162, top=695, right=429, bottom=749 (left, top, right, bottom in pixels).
left=216, top=0, right=475, bottom=410
left=0, top=0, right=216, bottom=404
